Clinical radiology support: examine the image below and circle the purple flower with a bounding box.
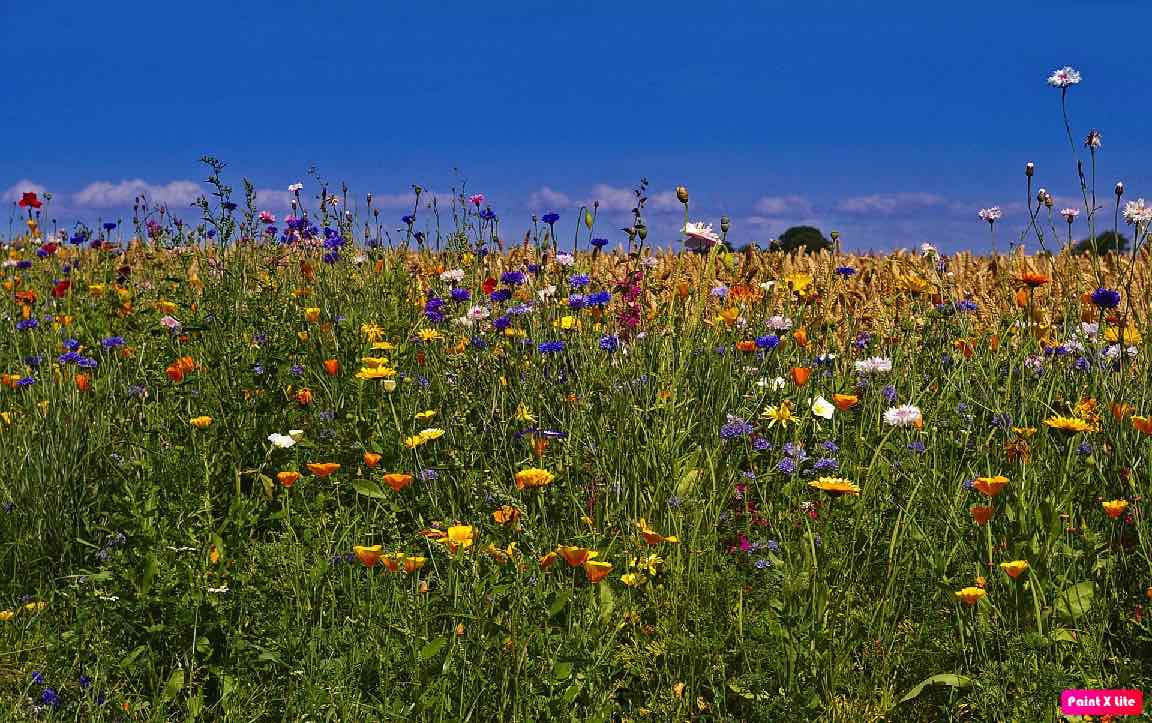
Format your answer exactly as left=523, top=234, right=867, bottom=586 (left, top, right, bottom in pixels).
left=500, top=271, right=526, bottom=286
left=537, top=340, right=564, bottom=354
left=882, top=385, right=897, bottom=402
left=755, top=335, right=780, bottom=350
left=490, top=289, right=513, bottom=303
left=1090, top=288, right=1121, bottom=309
left=16, top=318, right=38, bottom=331
left=598, top=335, right=619, bottom=351
left=719, top=415, right=754, bottom=440
left=450, top=287, right=471, bottom=303
left=542, top=213, right=560, bottom=225
left=569, top=274, right=590, bottom=288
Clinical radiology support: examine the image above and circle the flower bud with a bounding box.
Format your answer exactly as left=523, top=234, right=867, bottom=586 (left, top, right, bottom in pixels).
left=830, top=231, right=840, bottom=241
left=1116, top=181, right=1125, bottom=197
left=675, top=186, right=689, bottom=204
left=1025, top=162, right=1034, bottom=177
left=636, top=223, right=648, bottom=241
left=720, top=215, right=730, bottom=234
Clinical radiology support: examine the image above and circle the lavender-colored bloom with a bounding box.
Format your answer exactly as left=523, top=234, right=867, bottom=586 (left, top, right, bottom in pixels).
left=23, top=355, right=43, bottom=368
left=907, top=440, right=926, bottom=454
left=31, top=671, right=44, bottom=685
left=1076, top=441, right=1093, bottom=455
left=41, top=688, right=60, bottom=707
left=752, top=436, right=771, bottom=451
left=766, top=540, right=780, bottom=552
left=667, top=496, right=682, bottom=508
left=821, top=440, right=839, bottom=453
left=1073, top=356, right=1091, bottom=371
left=882, top=385, right=897, bottom=402
left=567, top=294, right=587, bottom=310
left=419, top=469, right=439, bottom=480
left=990, top=413, right=1013, bottom=430
left=754, top=558, right=771, bottom=569
left=290, top=364, right=305, bottom=376
left=812, top=457, right=839, bottom=472
left=101, top=335, right=125, bottom=349
left=470, top=336, right=489, bottom=349
left=776, top=456, right=796, bottom=474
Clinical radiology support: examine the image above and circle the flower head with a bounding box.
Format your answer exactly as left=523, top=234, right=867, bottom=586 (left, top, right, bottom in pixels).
left=999, top=560, right=1030, bottom=579
left=1047, top=66, right=1081, bottom=88
left=955, top=586, right=987, bottom=606
left=883, top=404, right=922, bottom=428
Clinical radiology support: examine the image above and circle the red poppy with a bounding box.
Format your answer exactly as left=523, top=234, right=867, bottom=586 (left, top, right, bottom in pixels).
left=41, top=243, right=58, bottom=256
left=18, top=192, right=42, bottom=209
left=482, top=277, right=498, bottom=295
left=51, top=280, right=71, bottom=298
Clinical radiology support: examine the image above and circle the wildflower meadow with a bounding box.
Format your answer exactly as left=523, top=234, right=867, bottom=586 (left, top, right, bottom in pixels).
left=2, top=67, right=1152, bottom=721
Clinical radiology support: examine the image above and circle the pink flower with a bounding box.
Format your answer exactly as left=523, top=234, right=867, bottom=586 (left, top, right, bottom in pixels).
left=978, top=207, right=1002, bottom=224
left=470, top=194, right=485, bottom=207
left=160, top=315, right=183, bottom=332
left=1047, top=66, right=1081, bottom=88
left=258, top=211, right=276, bottom=224
left=1061, top=208, right=1080, bottom=223
left=683, top=221, right=720, bottom=250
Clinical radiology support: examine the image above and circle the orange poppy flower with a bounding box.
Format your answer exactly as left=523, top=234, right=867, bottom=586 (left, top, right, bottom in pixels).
left=556, top=546, right=597, bottom=567
left=1016, top=272, right=1050, bottom=288
left=323, top=359, right=340, bottom=376
left=277, top=471, right=301, bottom=487
left=1102, top=499, right=1129, bottom=519
left=381, top=473, right=413, bottom=492
left=971, top=505, right=995, bottom=525
left=1111, top=402, right=1133, bottom=420
left=538, top=551, right=559, bottom=569
left=1131, top=416, right=1152, bottom=435
left=74, top=373, right=91, bottom=392
left=353, top=545, right=383, bottom=567
left=363, top=452, right=382, bottom=468
left=403, top=556, right=427, bottom=573
left=972, top=475, right=1009, bottom=497
left=1013, top=288, right=1030, bottom=308
left=306, top=462, right=341, bottom=477
left=792, top=327, right=809, bottom=347
left=831, top=393, right=859, bottom=411
left=295, top=388, right=314, bottom=406
left=790, top=367, right=811, bottom=386
left=735, top=340, right=758, bottom=353
left=583, top=560, right=613, bottom=583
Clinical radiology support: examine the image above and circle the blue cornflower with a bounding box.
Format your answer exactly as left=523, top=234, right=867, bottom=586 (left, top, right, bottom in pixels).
left=755, top=334, right=780, bottom=350
left=587, top=291, right=610, bottom=306
left=450, top=287, right=471, bottom=303
left=77, top=356, right=98, bottom=369
left=569, top=274, right=590, bottom=288
left=507, top=303, right=534, bottom=316
left=1090, top=288, right=1121, bottom=309
left=64, top=338, right=81, bottom=351
left=590, top=237, right=609, bottom=248
left=812, top=457, right=840, bottom=472
left=16, top=318, right=38, bottom=331
left=776, top=456, right=796, bottom=474
left=31, top=671, right=44, bottom=685
left=17, top=260, right=33, bottom=269
left=101, top=335, right=125, bottom=349
left=537, top=340, right=565, bottom=354
left=479, top=208, right=496, bottom=221
left=854, top=331, right=872, bottom=350
left=1073, top=356, right=1091, bottom=371
left=752, top=436, right=771, bottom=451
left=16, top=376, right=36, bottom=387
left=754, top=558, right=771, bottom=570
left=79, top=674, right=92, bottom=690
left=492, top=315, right=511, bottom=331
left=719, top=415, right=754, bottom=440
left=470, top=336, right=488, bottom=349
left=542, top=212, right=560, bottom=225
left=956, top=299, right=978, bottom=312
left=419, top=469, right=439, bottom=480
left=907, top=440, right=927, bottom=454
left=882, top=384, right=897, bottom=402
left=322, top=251, right=339, bottom=264
left=41, top=688, right=60, bottom=707
left=1076, top=441, right=1094, bottom=455
left=526, top=263, right=541, bottom=274
left=490, top=288, right=513, bottom=303
left=835, top=266, right=856, bottom=277
left=667, top=496, right=682, bottom=508
left=567, top=294, right=587, bottom=310
left=990, top=413, right=1013, bottom=430
left=23, top=355, right=43, bottom=368
left=599, top=335, right=619, bottom=351
left=401, top=215, right=415, bottom=225
left=290, top=364, right=305, bottom=376
left=766, top=540, right=780, bottom=552
left=821, top=440, right=839, bottom=453
left=500, top=271, right=525, bottom=286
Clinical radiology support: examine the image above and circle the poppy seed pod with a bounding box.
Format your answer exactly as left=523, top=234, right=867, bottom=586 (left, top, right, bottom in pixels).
left=675, top=186, right=689, bottom=204
left=720, top=216, right=730, bottom=234
left=1025, top=162, right=1034, bottom=177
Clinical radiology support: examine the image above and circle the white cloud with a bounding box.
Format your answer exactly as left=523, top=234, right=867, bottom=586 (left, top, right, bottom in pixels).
left=753, top=194, right=812, bottom=216
left=528, top=186, right=573, bottom=210
left=255, top=189, right=292, bottom=209
left=3, top=179, right=48, bottom=203
left=73, top=179, right=202, bottom=208
left=836, top=192, right=947, bottom=215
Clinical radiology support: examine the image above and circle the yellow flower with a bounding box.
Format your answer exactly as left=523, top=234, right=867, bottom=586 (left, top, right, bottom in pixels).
left=620, top=573, right=647, bottom=587
left=783, top=273, right=813, bottom=292
left=189, top=416, right=213, bottom=429
left=513, top=403, right=537, bottom=422
left=555, top=315, right=580, bottom=331
left=1102, top=499, right=1129, bottom=519
left=972, top=475, right=1009, bottom=497
left=954, top=587, right=986, bottom=606
left=446, top=525, right=475, bottom=551
left=999, top=560, right=1030, bottom=579
left=515, top=467, right=555, bottom=490
left=155, top=299, right=178, bottom=314
left=414, top=410, right=437, bottom=421
left=1103, top=325, right=1142, bottom=345
left=360, top=323, right=384, bottom=341
left=417, top=328, right=443, bottom=342
left=356, top=366, right=397, bottom=380
left=630, top=553, right=665, bottom=576
left=417, top=428, right=444, bottom=442
left=761, top=401, right=796, bottom=427
left=807, top=477, right=861, bottom=497
left=584, top=560, right=613, bottom=583
left=1043, top=416, right=1096, bottom=433
left=23, top=601, right=47, bottom=612
left=360, top=356, right=390, bottom=368
left=353, top=544, right=383, bottom=567
left=1010, top=426, right=1037, bottom=438
left=0, top=610, right=15, bottom=621
left=371, top=341, right=397, bottom=351
left=303, top=307, right=321, bottom=322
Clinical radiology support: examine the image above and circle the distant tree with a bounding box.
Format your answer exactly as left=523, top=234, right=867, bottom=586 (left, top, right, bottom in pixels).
left=772, top=226, right=831, bottom=253
left=1072, top=230, right=1129, bottom=255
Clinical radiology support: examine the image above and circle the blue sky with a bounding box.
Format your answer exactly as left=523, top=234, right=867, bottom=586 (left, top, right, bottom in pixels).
left=3, top=0, right=1150, bottom=252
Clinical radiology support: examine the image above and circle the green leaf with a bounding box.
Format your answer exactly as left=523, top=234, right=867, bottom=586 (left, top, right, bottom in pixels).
left=161, top=669, right=184, bottom=701
left=728, top=681, right=772, bottom=701
left=552, top=661, right=574, bottom=681
left=418, top=636, right=448, bottom=662
left=898, top=673, right=973, bottom=705
left=598, top=581, right=616, bottom=623
left=118, top=645, right=148, bottom=670
left=352, top=479, right=387, bottom=499
left=1054, top=581, right=1095, bottom=621
left=675, top=469, right=701, bottom=497
left=135, top=554, right=158, bottom=595
left=548, top=589, right=571, bottom=618
left=1050, top=628, right=1080, bottom=643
